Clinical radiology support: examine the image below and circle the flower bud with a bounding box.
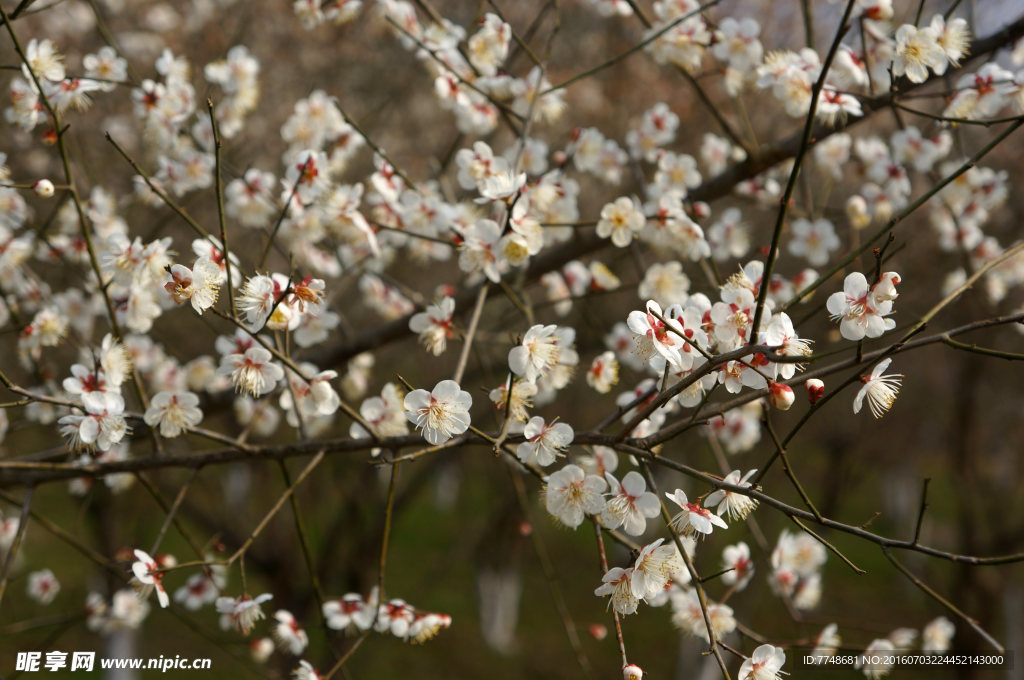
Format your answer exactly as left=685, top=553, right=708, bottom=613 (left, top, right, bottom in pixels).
left=250, top=637, right=274, bottom=663
left=623, top=664, right=644, bottom=680
left=588, top=623, right=607, bottom=640
left=845, top=195, right=870, bottom=230
left=768, top=382, right=795, bottom=411
left=691, top=201, right=711, bottom=220
left=805, top=378, right=825, bottom=404
left=33, top=179, right=55, bottom=198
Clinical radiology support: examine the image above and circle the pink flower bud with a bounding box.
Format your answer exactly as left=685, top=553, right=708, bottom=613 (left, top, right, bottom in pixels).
left=623, top=664, right=644, bottom=680
left=768, top=382, right=795, bottom=411
left=589, top=623, right=607, bottom=640
left=692, top=201, right=710, bottom=219
left=33, top=179, right=55, bottom=198
left=805, top=378, right=825, bottom=404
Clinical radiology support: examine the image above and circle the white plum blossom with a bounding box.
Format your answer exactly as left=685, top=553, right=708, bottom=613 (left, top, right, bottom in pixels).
left=665, top=489, right=728, bottom=537
left=854, top=358, right=902, bottom=418
left=810, top=623, right=842, bottom=662
left=826, top=272, right=898, bottom=341
left=27, top=569, right=61, bottom=605
left=721, top=542, right=755, bottom=590
left=597, top=197, right=645, bottom=247
left=62, top=363, right=120, bottom=413
left=408, top=297, right=455, bottom=356
left=236, top=274, right=285, bottom=330
left=627, top=300, right=686, bottom=369
left=544, top=464, right=607, bottom=528
left=217, top=593, right=274, bottom=634
left=630, top=538, right=682, bottom=599
left=131, top=549, right=170, bottom=608
left=173, top=565, right=224, bottom=610
left=739, top=644, right=786, bottom=680
left=165, top=257, right=223, bottom=314
left=587, top=351, right=620, bottom=394
left=508, top=324, right=577, bottom=384
left=764, top=312, right=811, bottom=379
left=788, top=218, right=840, bottom=266
left=459, top=220, right=503, bottom=283
left=468, top=14, right=511, bottom=77
left=403, top=380, right=472, bottom=445
left=857, top=639, right=896, bottom=679
left=516, top=417, right=573, bottom=467
left=218, top=346, right=284, bottom=397
left=323, top=593, right=376, bottom=631
left=272, top=610, right=309, bottom=655
left=930, top=15, right=969, bottom=71
left=713, top=17, right=763, bottom=73
left=705, top=469, right=759, bottom=521
left=58, top=394, right=129, bottom=452
left=144, top=391, right=203, bottom=437
left=599, top=471, right=660, bottom=536
left=922, top=616, right=955, bottom=653
left=671, top=588, right=735, bottom=642
left=477, top=169, right=526, bottom=203
left=292, top=660, right=322, bottom=680
left=594, top=567, right=639, bottom=616
left=893, top=24, right=945, bottom=83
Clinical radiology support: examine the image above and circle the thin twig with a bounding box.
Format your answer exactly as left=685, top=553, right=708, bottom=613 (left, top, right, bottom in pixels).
left=0, top=487, right=34, bottom=607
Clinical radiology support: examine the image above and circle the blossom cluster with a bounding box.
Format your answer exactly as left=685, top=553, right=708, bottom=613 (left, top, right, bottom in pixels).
left=2, top=1, right=1023, bottom=679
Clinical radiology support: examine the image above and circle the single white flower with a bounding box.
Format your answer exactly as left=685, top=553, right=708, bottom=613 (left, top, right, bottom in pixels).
left=810, top=623, right=842, bottom=662
left=594, top=567, right=639, bottom=615
left=921, top=616, right=955, bottom=653
left=665, top=489, right=728, bottom=537
left=627, top=300, right=685, bottom=368
left=165, top=257, right=223, bottom=314
left=630, top=538, right=682, bottom=599
left=403, top=380, right=473, bottom=445
left=516, top=416, right=573, bottom=467
left=788, top=218, right=840, bottom=267
left=856, top=639, right=896, bottom=679
left=705, top=469, right=759, bottom=521
left=323, top=593, right=375, bottom=631
left=172, top=567, right=223, bottom=610
left=219, top=346, right=284, bottom=397
left=476, top=169, right=526, bottom=203
left=272, top=609, right=309, bottom=655
left=508, top=324, right=576, bottom=383
left=236, top=274, right=286, bottom=330
left=408, top=297, right=455, bottom=356
left=544, top=464, right=607, bottom=528
left=826, top=272, right=897, bottom=341
left=216, top=593, right=273, bottom=634
left=26, top=569, right=61, bottom=605
left=131, top=549, right=170, bottom=608
left=596, top=196, right=645, bottom=247
left=854, top=358, right=902, bottom=418
left=599, top=471, right=660, bottom=536
left=587, top=351, right=620, bottom=394
left=739, top=644, right=786, bottom=680
left=721, top=542, right=755, bottom=590
left=144, top=391, right=203, bottom=437
left=893, top=24, right=945, bottom=83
